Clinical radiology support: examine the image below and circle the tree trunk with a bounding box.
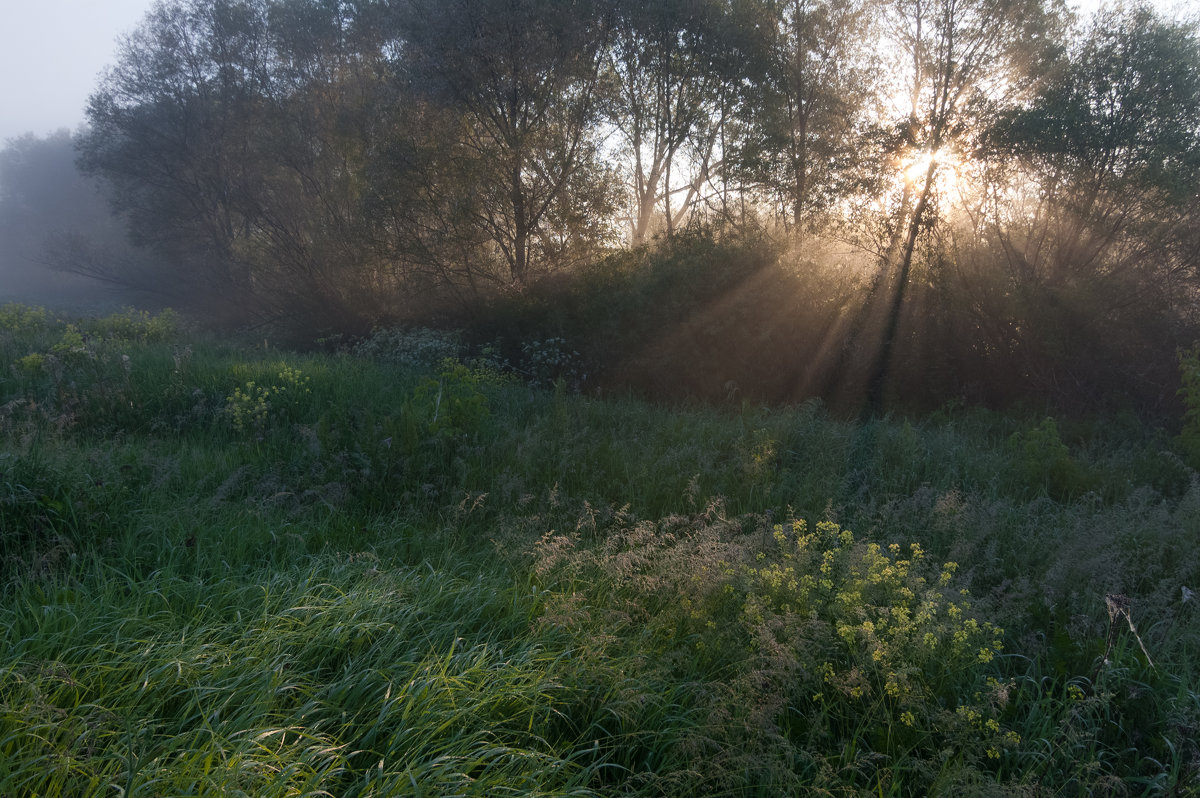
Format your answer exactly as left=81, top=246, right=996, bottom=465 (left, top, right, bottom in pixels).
left=512, top=157, right=527, bottom=286
left=863, top=158, right=937, bottom=414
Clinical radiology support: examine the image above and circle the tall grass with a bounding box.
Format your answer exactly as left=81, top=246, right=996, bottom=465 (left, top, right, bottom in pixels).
left=2, top=303, right=1197, bottom=795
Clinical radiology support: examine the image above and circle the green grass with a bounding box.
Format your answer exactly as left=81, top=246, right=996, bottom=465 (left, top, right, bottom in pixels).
left=2, top=303, right=1198, bottom=795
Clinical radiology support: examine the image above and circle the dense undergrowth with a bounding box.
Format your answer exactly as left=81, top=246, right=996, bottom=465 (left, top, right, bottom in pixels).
left=2, top=303, right=1198, bottom=796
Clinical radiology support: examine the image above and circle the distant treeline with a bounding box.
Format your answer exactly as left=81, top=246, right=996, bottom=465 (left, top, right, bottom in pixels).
left=2, top=0, right=1198, bottom=414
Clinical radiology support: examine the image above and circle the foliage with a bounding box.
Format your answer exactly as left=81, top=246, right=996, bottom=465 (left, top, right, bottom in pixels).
left=520, top=337, right=585, bottom=391
left=409, top=359, right=494, bottom=439
left=82, top=307, right=177, bottom=343
left=733, top=0, right=880, bottom=230
left=536, top=514, right=1019, bottom=790
left=473, top=232, right=789, bottom=402
left=0, top=303, right=50, bottom=334
left=224, top=364, right=312, bottom=436
left=950, top=4, right=1200, bottom=415
left=349, top=326, right=463, bottom=368
left=23, top=0, right=1189, bottom=422
left=605, top=0, right=752, bottom=243
left=400, top=0, right=618, bottom=286
left=1178, top=345, right=1200, bottom=468
left=1006, top=417, right=1095, bottom=500
left=996, top=4, right=1200, bottom=208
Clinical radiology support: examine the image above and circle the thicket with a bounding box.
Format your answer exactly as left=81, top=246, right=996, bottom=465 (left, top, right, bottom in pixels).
left=0, top=0, right=1176, bottom=416
left=2, top=305, right=1198, bottom=795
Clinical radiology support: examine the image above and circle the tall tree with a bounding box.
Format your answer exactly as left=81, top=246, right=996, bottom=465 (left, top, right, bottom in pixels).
left=398, top=0, right=616, bottom=287
left=861, top=0, right=1065, bottom=410
left=735, top=0, right=878, bottom=231
left=79, top=0, right=413, bottom=328
left=78, top=0, right=275, bottom=319
left=605, top=0, right=747, bottom=244
left=977, top=3, right=1200, bottom=407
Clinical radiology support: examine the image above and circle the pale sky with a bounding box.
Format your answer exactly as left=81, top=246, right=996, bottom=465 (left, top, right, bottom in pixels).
left=0, top=0, right=154, bottom=144
left=0, top=0, right=1191, bottom=147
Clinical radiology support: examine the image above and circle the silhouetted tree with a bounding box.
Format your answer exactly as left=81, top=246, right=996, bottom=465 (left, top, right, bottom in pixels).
left=975, top=3, right=1200, bottom=409
left=735, top=0, right=879, bottom=231
left=860, top=0, right=1066, bottom=411
left=78, top=0, right=276, bottom=321
left=398, top=0, right=617, bottom=287
left=605, top=0, right=751, bottom=243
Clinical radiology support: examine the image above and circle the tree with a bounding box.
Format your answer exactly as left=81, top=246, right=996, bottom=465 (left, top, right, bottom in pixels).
left=974, top=3, right=1200, bottom=409
left=78, top=0, right=275, bottom=320
left=398, top=0, right=617, bottom=288
left=78, top=0, right=414, bottom=329
left=860, top=0, right=1065, bottom=410
left=0, top=131, right=124, bottom=304
left=735, top=0, right=878, bottom=231
left=995, top=3, right=1200, bottom=244
left=605, top=0, right=750, bottom=244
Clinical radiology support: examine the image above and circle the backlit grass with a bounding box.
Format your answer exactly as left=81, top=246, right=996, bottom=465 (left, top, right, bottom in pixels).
left=2, top=304, right=1197, bottom=795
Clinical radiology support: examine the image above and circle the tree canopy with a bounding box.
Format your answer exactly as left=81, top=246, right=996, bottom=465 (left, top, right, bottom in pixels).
left=32, top=0, right=1195, bottom=412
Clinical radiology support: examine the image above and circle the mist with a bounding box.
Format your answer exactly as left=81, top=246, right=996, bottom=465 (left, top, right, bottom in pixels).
left=0, top=130, right=127, bottom=310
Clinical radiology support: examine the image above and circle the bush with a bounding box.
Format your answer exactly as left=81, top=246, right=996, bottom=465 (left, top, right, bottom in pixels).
left=1178, top=345, right=1200, bottom=469
left=1006, top=417, right=1095, bottom=500
left=535, top=511, right=1018, bottom=791
left=521, top=337, right=584, bottom=390
left=81, top=308, right=178, bottom=343
left=350, top=327, right=462, bottom=368
left=0, top=303, right=50, bottom=335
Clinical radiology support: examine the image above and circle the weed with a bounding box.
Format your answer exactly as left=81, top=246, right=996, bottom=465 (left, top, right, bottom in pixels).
left=0, top=303, right=50, bottom=335
left=350, top=326, right=462, bottom=367
left=1178, top=344, right=1200, bottom=469
left=521, top=337, right=585, bottom=391
left=225, top=364, right=312, bottom=436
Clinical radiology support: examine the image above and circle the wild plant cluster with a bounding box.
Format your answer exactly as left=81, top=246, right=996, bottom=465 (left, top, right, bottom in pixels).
left=1, top=304, right=1198, bottom=796
left=348, top=326, right=463, bottom=368
left=225, top=364, right=311, bottom=436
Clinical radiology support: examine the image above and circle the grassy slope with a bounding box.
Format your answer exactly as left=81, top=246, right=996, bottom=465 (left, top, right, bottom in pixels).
left=1, top=306, right=1197, bottom=796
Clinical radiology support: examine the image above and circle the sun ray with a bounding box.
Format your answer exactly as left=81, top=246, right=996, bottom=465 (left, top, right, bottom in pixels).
left=901, top=148, right=964, bottom=197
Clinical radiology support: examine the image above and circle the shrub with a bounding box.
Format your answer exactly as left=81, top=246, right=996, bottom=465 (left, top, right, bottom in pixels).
left=14, top=353, right=46, bottom=376
left=0, top=303, right=50, bottom=334
left=521, top=337, right=584, bottom=390
left=409, top=359, right=493, bottom=438
left=1178, top=345, right=1200, bottom=469
left=82, top=308, right=178, bottom=343
left=49, top=324, right=89, bottom=362
left=1006, top=417, right=1094, bottom=500
left=536, top=512, right=1018, bottom=791
left=351, top=327, right=462, bottom=368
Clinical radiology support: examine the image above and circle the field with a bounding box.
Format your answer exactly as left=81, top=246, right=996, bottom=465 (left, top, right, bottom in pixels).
left=2, top=304, right=1198, bottom=796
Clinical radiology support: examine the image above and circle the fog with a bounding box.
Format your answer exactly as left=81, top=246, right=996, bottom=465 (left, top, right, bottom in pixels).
left=0, top=0, right=152, bottom=144
left=0, top=130, right=125, bottom=308
left=0, top=0, right=151, bottom=306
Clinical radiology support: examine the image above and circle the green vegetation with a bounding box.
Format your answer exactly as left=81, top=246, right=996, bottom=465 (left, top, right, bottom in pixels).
left=2, top=304, right=1198, bottom=795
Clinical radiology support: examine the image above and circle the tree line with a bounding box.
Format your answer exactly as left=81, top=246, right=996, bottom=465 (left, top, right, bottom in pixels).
left=5, top=0, right=1198, bottom=412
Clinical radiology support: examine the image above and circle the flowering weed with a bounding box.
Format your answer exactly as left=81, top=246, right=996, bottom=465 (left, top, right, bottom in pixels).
left=225, top=364, right=311, bottom=435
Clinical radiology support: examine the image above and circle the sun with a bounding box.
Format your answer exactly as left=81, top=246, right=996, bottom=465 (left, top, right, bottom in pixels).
left=901, top=148, right=965, bottom=197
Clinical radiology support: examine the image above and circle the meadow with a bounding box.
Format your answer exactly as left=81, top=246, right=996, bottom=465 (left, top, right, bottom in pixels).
left=1, top=303, right=1197, bottom=796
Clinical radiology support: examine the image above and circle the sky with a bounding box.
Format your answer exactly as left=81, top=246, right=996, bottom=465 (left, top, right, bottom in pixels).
left=0, top=0, right=1192, bottom=146
left=0, top=0, right=154, bottom=144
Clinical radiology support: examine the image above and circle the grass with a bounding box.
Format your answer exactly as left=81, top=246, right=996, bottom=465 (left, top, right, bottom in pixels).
left=1, top=303, right=1198, bottom=795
